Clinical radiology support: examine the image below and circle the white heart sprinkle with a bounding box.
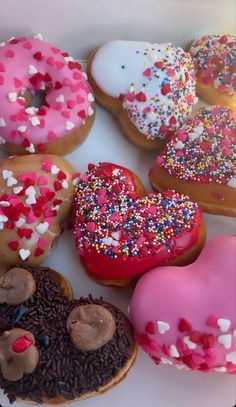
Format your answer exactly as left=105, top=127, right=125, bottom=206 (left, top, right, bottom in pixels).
left=214, top=367, right=227, bottom=373
left=233, top=329, right=236, bottom=338
left=25, top=107, right=37, bottom=115
left=161, top=357, right=172, bottom=365
left=25, top=186, right=36, bottom=196
left=88, top=107, right=94, bottom=116
left=0, top=42, right=6, bottom=47
left=17, top=125, right=27, bottom=133
left=19, top=249, right=30, bottom=261
left=157, top=321, right=170, bottom=334
left=56, top=94, right=64, bottom=103
left=226, top=351, right=236, bottom=364
left=40, top=82, right=46, bottom=91
left=169, top=344, right=180, bottom=358
left=0, top=136, right=6, bottom=144
left=218, top=334, right=232, bottom=349
left=51, top=165, right=60, bottom=175
left=0, top=118, right=6, bottom=127
left=28, top=65, right=38, bottom=75
left=7, top=177, right=17, bottom=187
left=111, top=231, right=121, bottom=241
left=8, top=92, right=17, bottom=102
left=188, top=132, right=199, bottom=140
left=183, top=336, right=197, bottom=349
left=36, top=222, right=49, bottom=235
left=175, top=140, right=185, bottom=150
left=72, top=177, right=80, bottom=186
left=29, top=116, right=40, bottom=126
left=64, top=56, right=74, bottom=63
left=25, top=144, right=35, bottom=153
left=13, top=186, right=23, bottom=194
left=88, top=93, right=95, bottom=102
left=83, top=72, right=88, bottom=80
left=15, top=217, right=25, bottom=227
left=111, top=239, right=119, bottom=247
left=2, top=170, right=13, bottom=179
left=26, top=195, right=36, bottom=205
left=227, top=178, right=236, bottom=189
left=217, top=318, right=231, bottom=333
left=0, top=214, right=8, bottom=222
left=176, top=364, right=189, bottom=370
left=0, top=222, right=4, bottom=230
left=65, top=121, right=75, bottom=131
left=62, top=180, right=68, bottom=189
left=0, top=201, right=10, bottom=207
left=194, top=125, right=204, bottom=135
left=102, top=237, right=113, bottom=246
left=34, top=33, right=43, bottom=40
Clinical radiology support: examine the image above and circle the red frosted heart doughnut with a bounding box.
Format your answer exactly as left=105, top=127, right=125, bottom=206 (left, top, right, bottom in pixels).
left=130, top=236, right=236, bottom=374
left=73, top=162, right=205, bottom=287
left=0, top=35, right=95, bottom=155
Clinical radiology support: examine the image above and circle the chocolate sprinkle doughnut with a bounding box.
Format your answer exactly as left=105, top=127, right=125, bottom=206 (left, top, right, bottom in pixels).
left=0, top=267, right=135, bottom=404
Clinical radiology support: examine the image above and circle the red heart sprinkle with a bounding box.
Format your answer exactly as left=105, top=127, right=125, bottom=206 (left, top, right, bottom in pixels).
left=145, top=321, right=156, bottom=334
left=178, top=318, right=192, bottom=332
left=136, top=92, right=147, bottom=102
left=77, top=110, right=86, bottom=119
left=54, top=81, right=63, bottom=90
left=12, top=336, right=33, bottom=353
left=161, top=83, right=171, bottom=95
left=154, top=61, right=163, bottom=69
left=143, top=68, right=152, bottom=76
left=8, top=241, right=19, bottom=251
left=33, top=51, right=43, bottom=61
left=35, top=247, right=44, bottom=257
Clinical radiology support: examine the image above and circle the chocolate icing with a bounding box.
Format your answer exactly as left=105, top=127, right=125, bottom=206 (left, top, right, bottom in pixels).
left=0, top=266, right=134, bottom=404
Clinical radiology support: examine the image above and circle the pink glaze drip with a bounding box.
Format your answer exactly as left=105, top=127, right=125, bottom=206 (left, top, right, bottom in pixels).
left=0, top=36, right=94, bottom=151
left=130, top=236, right=236, bottom=373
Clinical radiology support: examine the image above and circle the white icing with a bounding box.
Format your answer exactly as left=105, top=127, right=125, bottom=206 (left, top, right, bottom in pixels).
left=91, top=40, right=196, bottom=140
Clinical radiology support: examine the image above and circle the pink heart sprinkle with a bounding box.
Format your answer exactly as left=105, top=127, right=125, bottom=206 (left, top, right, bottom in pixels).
left=86, top=222, right=96, bottom=232
left=37, top=237, right=48, bottom=248
left=47, top=131, right=57, bottom=141
left=41, top=158, right=52, bottom=171
left=37, top=176, right=48, bottom=185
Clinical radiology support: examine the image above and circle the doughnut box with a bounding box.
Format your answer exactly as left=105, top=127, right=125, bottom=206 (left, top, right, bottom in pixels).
left=0, top=1, right=235, bottom=407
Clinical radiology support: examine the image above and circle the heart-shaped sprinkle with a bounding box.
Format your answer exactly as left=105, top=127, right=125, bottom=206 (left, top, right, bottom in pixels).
left=218, top=334, right=232, bottom=349
left=8, top=92, right=17, bottom=102
left=7, top=177, right=18, bottom=187
left=28, top=65, right=38, bottom=75
left=0, top=118, right=6, bottom=127
left=169, top=344, right=180, bottom=358
left=19, top=249, right=30, bottom=261
left=157, top=321, right=170, bottom=335
left=36, top=222, right=49, bottom=235
left=183, top=336, right=197, bottom=349
left=2, top=170, right=13, bottom=179
left=65, top=121, right=75, bottom=131
left=29, top=116, right=40, bottom=126
left=226, top=351, right=236, bottom=364
left=51, top=165, right=60, bottom=174
left=217, top=318, right=231, bottom=333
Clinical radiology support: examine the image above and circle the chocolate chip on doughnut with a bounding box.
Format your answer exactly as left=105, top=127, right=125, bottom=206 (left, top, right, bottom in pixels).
left=0, top=35, right=95, bottom=156
left=67, top=304, right=116, bottom=351
left=0, top=267, right=36, bottom=305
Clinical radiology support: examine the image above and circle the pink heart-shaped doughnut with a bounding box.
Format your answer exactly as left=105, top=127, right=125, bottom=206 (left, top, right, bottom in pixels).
left=74, top=162, right=205, bottom=287
left=130, top=236, right=236, bottom=374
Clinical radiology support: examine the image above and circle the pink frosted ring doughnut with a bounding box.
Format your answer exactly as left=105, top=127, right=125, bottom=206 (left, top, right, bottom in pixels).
left=0, top=35, right=95, bottom=155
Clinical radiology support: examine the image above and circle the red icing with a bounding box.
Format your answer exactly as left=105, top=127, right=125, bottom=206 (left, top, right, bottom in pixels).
left=74, top=163, right=202, bottom=281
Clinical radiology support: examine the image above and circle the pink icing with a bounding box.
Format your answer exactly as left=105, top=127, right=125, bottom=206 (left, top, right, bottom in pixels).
left=0, top=36, right=94, bottom=151
left=130, top=236, right=236, bottom=373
